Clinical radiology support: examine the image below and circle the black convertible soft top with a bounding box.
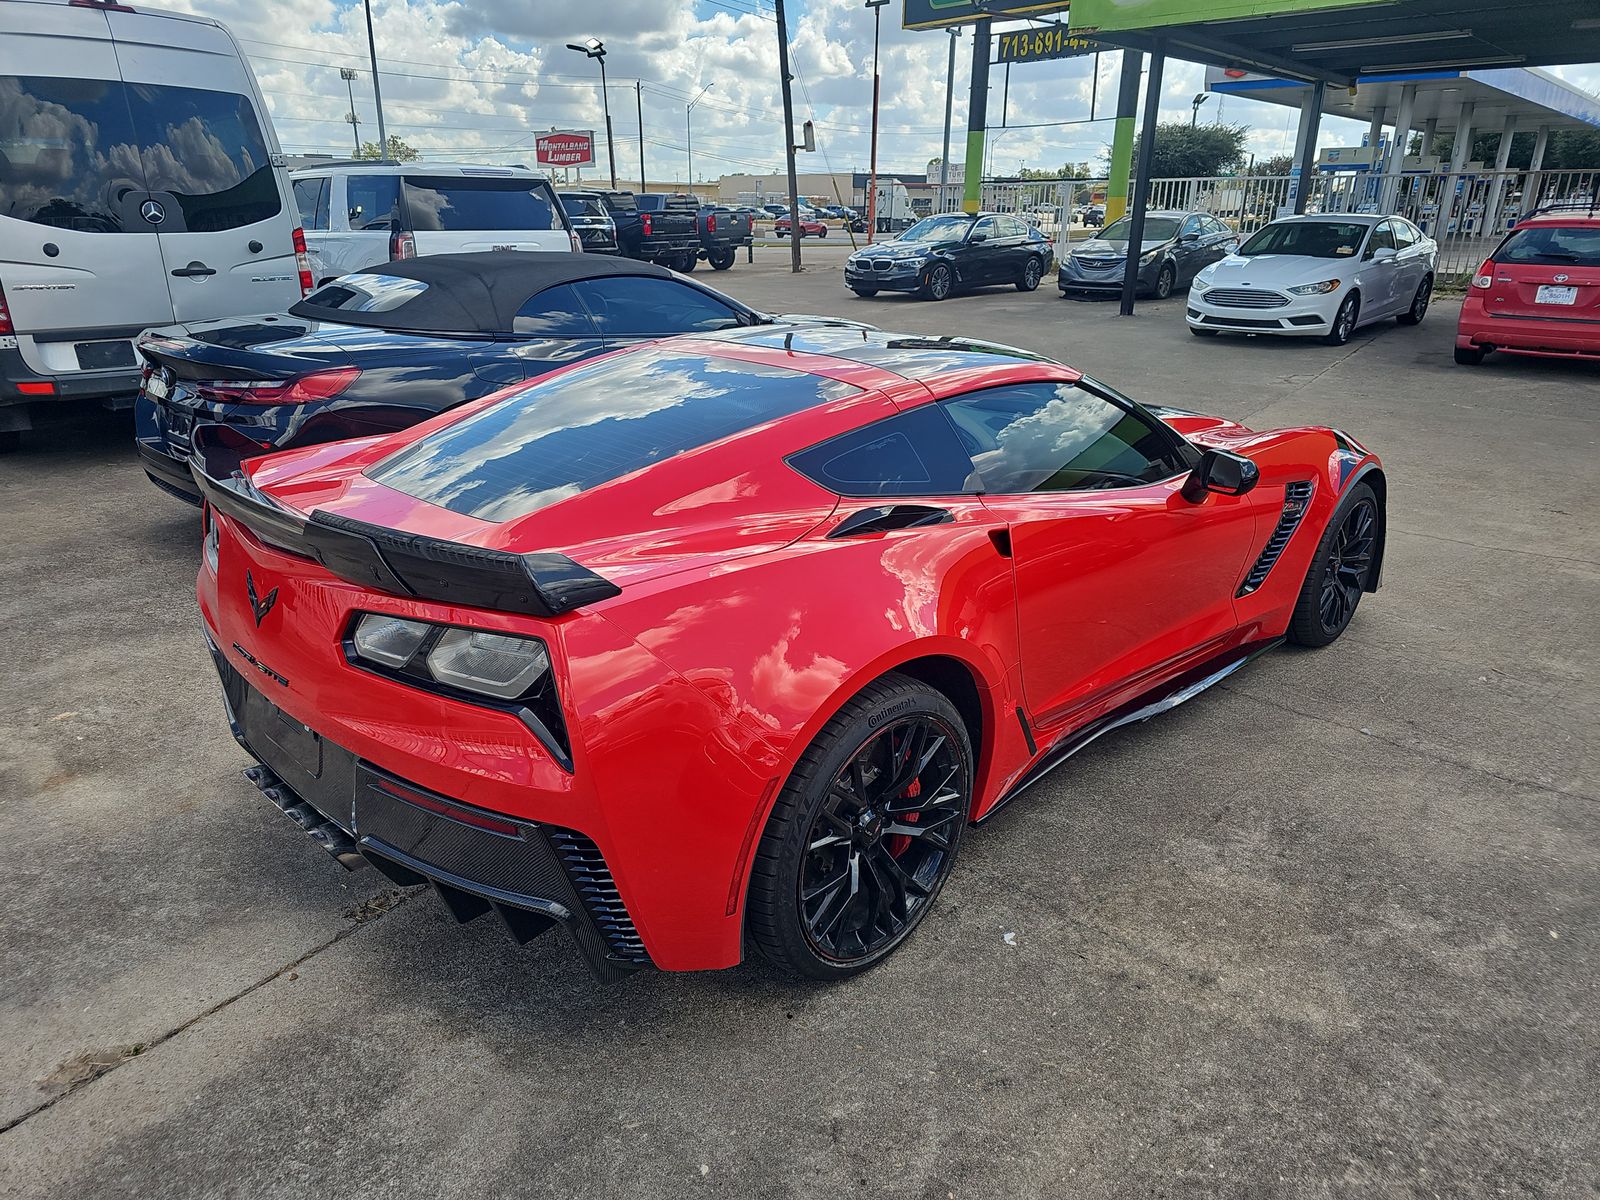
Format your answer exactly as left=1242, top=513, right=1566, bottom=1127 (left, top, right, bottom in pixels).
left=287, top=252, right=713, bottom=335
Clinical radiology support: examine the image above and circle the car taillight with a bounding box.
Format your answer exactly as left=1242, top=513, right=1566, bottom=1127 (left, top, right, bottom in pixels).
left=292, top=227, right=313, bottom=296
left=707, top=213, right=717, bottom=234
left=0, top=281, right=12, bottom=335
left=641, top=213, right=653, bottom=237
left=390, top=230, right=416, bottom=260
left=199, top=367, right=361, bottom=406
left=1472, top=261, right=1494, bottom=289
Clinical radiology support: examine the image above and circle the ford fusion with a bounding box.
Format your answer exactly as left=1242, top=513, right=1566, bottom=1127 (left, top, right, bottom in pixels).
left=1187, top=215, right=1436, bottom=345
left=193, top=326, right=1386, bottom=980
left=844, top=213, right=1052, bottom=300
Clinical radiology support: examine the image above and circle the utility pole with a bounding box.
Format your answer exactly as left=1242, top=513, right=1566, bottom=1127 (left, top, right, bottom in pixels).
left=340, top=67, right=360, bottom=155
left=362, top=0, right=387, bottom=160
left=636, top=81, right=646, bottom=193
left=775, top=0, right=803, bottom=272
left=939, top=26, right=957, bottom=212
left=865, top=0, right=888, bottom=243
left=687, top=83, right=714, bottom=189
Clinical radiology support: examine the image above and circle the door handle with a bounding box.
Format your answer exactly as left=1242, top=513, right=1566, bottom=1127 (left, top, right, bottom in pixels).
left=828, top=505, right=953, bottom=539
left=171, top=262, right=216, bottom=278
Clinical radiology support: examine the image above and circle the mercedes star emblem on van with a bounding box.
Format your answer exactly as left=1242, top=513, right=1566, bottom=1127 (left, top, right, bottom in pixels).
left=140, top=199, right=166, bottom=225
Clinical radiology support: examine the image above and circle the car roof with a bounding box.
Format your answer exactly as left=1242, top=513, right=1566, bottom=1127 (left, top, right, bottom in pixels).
left=1515, top=210, right=1600, bottom=227
left=1270, top=213, right=1386, bottom=226
left=692, top=325, right=1056, bottom=382
left=287, top=252, right=732, bottom=335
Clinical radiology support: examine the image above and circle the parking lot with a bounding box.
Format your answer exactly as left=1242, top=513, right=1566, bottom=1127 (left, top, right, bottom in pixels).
left=2, top=253, right=1596, bottom=1198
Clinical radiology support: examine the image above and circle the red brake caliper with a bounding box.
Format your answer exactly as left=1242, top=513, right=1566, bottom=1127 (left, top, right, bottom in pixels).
left=888, top=777, right=920, bottom=857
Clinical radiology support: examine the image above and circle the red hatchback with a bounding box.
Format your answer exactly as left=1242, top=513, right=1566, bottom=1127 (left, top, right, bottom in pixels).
left=1456, top=209, right=1600, bottom=364
left=775, top=215, right=828, bottom=238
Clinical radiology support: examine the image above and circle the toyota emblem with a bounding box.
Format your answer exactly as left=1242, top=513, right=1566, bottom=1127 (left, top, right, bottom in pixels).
left=1553, top=273, right=1570, bottom=283
left=140, top=199, right=165, bottom=225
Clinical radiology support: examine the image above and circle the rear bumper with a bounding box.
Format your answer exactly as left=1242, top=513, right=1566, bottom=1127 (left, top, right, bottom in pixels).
left=1457, top=306, right=1600, bottom=358
left=206, top=639, right=649, bottom=981
left=0, top=347, right=142, bottom=411
left=136, top=435, right=202, bottom=504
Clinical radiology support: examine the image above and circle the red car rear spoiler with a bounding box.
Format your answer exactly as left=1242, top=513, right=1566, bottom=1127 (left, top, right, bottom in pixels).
left=188, top=424, right=620, bottom=618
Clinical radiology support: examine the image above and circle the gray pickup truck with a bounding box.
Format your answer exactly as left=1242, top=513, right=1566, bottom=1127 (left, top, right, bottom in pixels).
left=601, top=192, right=700, bottom=270
left=696, top=204, right=753, bottom=271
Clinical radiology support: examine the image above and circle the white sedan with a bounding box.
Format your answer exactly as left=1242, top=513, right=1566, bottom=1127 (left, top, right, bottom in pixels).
left=1186, top=214, right=1437, bottom=346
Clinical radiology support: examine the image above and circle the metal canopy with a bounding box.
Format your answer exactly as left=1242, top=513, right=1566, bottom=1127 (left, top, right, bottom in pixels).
left=1072, top=0, right=1600, bottom=87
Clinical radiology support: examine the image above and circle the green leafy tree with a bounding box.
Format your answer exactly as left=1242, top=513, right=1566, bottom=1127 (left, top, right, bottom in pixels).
left=1017, top=161, right=1094, bottom=180
left=1418, top=128, right=1600, bottom=170
left=1114, top=123, right=1249, bottom=179
left=1248, top=153, right=1296, bottom=177
left=355, top=135, right=420, bottom=163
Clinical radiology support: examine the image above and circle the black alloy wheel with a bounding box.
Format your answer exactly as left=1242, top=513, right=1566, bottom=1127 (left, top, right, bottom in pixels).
left=709, top=249, right=736, bottom=271
left=677, top=251, right=698, bottom=272
left=1016, top=257, right=1043, bottom=292
left=1325, top=294, right=1359, bottom=346
left=1398, top=275, right=1432, bottom=325
left=921, top=263, right=954, bottom=301
left=1287, top=482, right=1380, bottom=647
left=1152, top=262, right=1176, bottom=300
left=747, top=675, right=972, bottom=979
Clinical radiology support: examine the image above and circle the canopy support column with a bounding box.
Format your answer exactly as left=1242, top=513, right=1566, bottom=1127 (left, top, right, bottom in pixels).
left=1104, top=49, right=1143, bottom=225
left=1289, top=81, right=1325, bottom=215
left=1380, top=84, right=1417, bottom=215
left=1118, top=41, right=1163, bottom=316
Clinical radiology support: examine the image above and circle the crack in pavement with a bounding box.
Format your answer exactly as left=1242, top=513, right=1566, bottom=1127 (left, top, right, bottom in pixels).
left=1388, top=526, right=1600, bottom=570
left=0, top=891, right=415, bottom=1139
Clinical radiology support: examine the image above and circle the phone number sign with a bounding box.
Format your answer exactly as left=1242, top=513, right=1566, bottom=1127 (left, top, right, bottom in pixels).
left=994, top=25, right=1099, bottom=64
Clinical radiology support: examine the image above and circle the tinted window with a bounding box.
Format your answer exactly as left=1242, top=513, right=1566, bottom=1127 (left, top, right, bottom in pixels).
left=941, top=383, right=1186, bottom=493
left=1203, top=216, right=1229, bottom=236
left=1180, top=215, right=1204, bottom=237
left=970, top=217, right=1000, bottom=242
left=1238, top=220, right=1368, bottom=259
left=1366, top=222, right=1396, bottom=256
left=125, top=84, right=279, bottom=231
left=560, top=194, right=606, bottom=219
left=1392, top=220, right=1416, bottom=249
left=513, top=283, right=598, bottom=337
left=573, top=277, right=742, bottom=337
left=1001, top=216, right=1029, bottom=238
left=293, top=177, right=329, bottom=230
left=1495, top=224, right=1600, bottom=267
left=789, top=404, right=976, bottom=497
left=369, top=350, right=859, bottom=522
left=347, top=174, right=401, bottom=230
left=1101, top=216, right=1182, bottom=241
left=403, top=176, right=557, bottom=231
left=301, top=272, right=428, bottom=312
left=0, top=77, right=279, bottom=234
left=0, top=76, right=142, bottom=232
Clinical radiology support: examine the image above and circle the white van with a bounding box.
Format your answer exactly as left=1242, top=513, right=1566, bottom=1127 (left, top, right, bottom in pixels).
left=0, top=0, right=304, bottom=448
left=290, top=163, right=580, bottom=284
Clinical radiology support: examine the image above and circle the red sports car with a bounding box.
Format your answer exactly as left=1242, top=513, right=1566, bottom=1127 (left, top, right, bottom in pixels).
left=1456, top=207, right=1600, bottom=364
left=774, top=215, right=829, bottom=238
left=191, top=327, right=1386, bottom=981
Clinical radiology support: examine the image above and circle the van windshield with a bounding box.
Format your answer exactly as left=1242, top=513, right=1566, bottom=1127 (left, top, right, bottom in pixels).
left=0, top=76, right=279, bottom=233
left=403, top=177, right=558, bottom=231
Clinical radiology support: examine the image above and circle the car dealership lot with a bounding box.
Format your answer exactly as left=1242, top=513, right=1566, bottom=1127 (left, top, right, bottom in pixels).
left=2, top=255, right=1596, bottom=1197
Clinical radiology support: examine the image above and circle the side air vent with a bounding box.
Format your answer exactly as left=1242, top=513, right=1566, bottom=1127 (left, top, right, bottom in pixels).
left=1238, top=481, right=1314, bottom=596
left=547, top=828, right=651, bottom=964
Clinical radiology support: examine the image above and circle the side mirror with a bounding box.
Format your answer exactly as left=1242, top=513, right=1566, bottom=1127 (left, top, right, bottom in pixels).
left=1180, top=231, right=1199, bottom=243
left=1181, top=448, right=1260, bottom=503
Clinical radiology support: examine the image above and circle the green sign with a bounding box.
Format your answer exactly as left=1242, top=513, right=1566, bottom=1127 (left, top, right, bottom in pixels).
left=1068, top=0, right=1377, bottom=35
left=904, top=0, right=1069, bottom=31
left=994, top=24, right=1099, bottom=64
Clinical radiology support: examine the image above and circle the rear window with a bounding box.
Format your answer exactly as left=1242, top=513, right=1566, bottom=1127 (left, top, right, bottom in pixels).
left=301, top=273, right=428, bottom=313
left=1496, top=224, right=1600, bottom=267
left=0, top=76, right=280, bottom=233
left=369, top=350, right=858, bottom=522
left=561, top=194, right=606, bottom=219
left=403, top=176, right=558, bottom=232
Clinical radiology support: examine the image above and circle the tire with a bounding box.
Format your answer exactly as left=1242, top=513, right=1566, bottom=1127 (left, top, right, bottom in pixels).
left=677, top=251, right=697, bottom=272
left=1189, top=326, right=1218, bottom=337
left=1286, top=482, right=1381, bottom=648
left=1324, top=294, right=1359, bottom=346
left=920, top=263, right=954, bottom=301
left=818, top=226, right=828, bottom=238
left=1454, top=345, right=1486, bottom=366
left=1016, top=256, right=1043, bottom=292
left=851, top=287, right=878, bottom=298
left=1397, top=274, right=1432, bottom=325
left=746, top=674, right=972, bottom=980
left=1152, top=262, right=1176, bottom=300
left=708, top=249, right=736, bottom=271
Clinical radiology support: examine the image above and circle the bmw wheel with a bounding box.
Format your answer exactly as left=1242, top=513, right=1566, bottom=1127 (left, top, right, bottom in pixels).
left=1152, top=262, right=1176, bottom=300
left=1016, top=257, right=1043, bottom=292
left=1397, top=275, right=1432, bottom=325
left=747, top=674, right=971, bottom=979
left=920, top=263, right=954, bottom=301
left=1324, top=294, right=1359, bottom=346
left=1287, top=482, right=1381, bottom=648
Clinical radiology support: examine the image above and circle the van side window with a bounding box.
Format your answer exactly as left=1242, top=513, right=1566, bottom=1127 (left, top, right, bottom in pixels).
left=123, top=84, right=280, bottom=231
left=348, top=176, right=402, bottom=231
left=0, top=76, right=143, bottom=233
left=293, top=178, right=329, bottom=231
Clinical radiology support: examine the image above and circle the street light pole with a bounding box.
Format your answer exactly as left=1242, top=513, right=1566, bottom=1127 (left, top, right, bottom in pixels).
left=362, top=0, right=387, bottom=160
left=865, top=0, right=888, bottom=243
left=340, top=67, right=360, bottom=155
left=687, top=83, right=714, bottom=189
left=567, top=39, right=617, bottom=189
left=774, top=0, right=803, bottom=272
left=939, top=26, right=957, bottom=212
left=1191, top=93, right=1209, bottom=126
left=636, top=80, right=646, bottom=193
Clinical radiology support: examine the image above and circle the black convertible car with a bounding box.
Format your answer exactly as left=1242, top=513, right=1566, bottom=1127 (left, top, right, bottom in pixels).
left=135, top=254, right=863, bottom=503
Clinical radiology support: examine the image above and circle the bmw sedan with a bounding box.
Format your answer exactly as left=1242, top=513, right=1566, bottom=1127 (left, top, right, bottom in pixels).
left=190, top=324, right=1386, bottom=981
left=136, top=253, right=863, bottom=503
left=1187, top=215, right=1437, bottom=346
left=1059, top=210, right=1237, bottom=299
left=845, top=212, right=1054, bottom=300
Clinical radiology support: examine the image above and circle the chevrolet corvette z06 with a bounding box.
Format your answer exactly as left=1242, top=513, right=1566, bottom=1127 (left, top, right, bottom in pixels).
left=190, top=326, right=1386, bottom=980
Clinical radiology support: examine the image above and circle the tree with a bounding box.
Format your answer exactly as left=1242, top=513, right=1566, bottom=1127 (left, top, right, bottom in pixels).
left=1114, top=123, right=1249, bottom=179
left=1016, top=161, right=1094, bottom=180
left=1248, top=153, right=1296, bottom=177
left=355, top=135, right=420, bottom=162
left=1417, top=128, right=1600, bottom=170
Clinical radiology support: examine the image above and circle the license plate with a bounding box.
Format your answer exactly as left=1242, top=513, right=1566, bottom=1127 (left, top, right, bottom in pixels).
left=144, top=371, right=170, bottom=400
left=1536, top=285, right=1578, bottom=306
left=75, top=340, right=136, bottom=370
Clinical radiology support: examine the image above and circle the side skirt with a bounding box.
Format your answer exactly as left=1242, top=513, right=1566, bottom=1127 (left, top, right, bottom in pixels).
left=975, top=637, right=1283, bottom=825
